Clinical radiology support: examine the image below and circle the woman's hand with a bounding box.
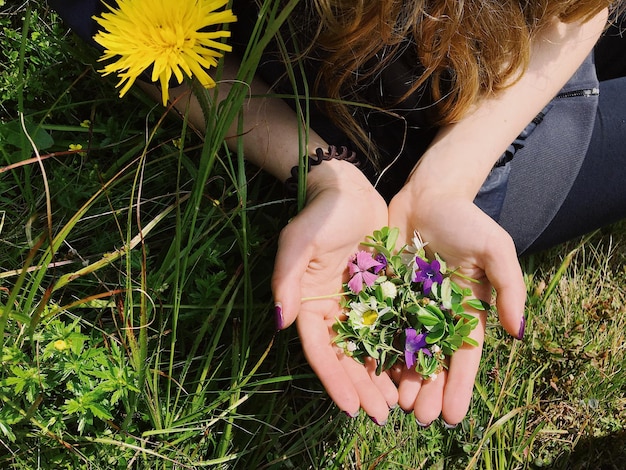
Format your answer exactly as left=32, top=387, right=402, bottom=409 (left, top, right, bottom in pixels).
left=271, top=160, right=398, bottom=423
left=388, top=187, right=526, bottom=425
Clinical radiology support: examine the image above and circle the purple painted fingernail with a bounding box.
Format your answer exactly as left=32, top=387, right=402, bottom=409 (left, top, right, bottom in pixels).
left=274, top=303, right=284, bottom=331
left=345, top=410, right=359, bottom=419
left=443, top=420, right=458, bottom=429
left=369, top=416, right=387, bottom=426
left=516, top=315, right=526, bottom=341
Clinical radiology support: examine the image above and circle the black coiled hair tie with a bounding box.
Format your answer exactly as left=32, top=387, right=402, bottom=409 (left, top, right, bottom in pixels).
left=284, top=145, right=361, bottom=195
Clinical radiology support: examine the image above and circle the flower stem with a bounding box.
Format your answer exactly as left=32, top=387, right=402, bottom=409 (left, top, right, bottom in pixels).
left=449, top=268, right=481, bottom=284
left=301, top=292, right=348, bottom=302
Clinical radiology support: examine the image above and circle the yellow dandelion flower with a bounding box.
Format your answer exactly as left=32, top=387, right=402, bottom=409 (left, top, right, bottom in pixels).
left=93, top=0, right=237, bottom=105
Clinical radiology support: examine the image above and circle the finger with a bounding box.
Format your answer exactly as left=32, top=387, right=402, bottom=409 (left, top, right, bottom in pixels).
left=338, top=355, right=392, bottom=424
left=441, top=311, right=487, bottom=425
left=483, top=230, right=527, bottom=339
left=397, top=366, right=423, bottom=412
left=365, top=357, right=399, bottom=409
left=296, top=310, right=360, bottom=415
left=413, top=370, right=446, bottom=426
left=271, top=222, right=313, bottom=329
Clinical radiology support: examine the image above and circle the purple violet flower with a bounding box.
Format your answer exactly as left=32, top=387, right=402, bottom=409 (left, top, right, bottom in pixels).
left=373, top=253, right=387, bottom=274
left=347, top=251, right=384, bottom=294
left=404, top=328, right=432, bottom=369
left=413, top=256, right=443, bottom=295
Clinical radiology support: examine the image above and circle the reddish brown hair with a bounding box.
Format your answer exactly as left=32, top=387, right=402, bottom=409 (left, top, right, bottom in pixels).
left=308, top=0, right=620, bottom=161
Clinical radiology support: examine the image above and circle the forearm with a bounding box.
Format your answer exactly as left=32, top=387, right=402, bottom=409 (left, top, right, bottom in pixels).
left=406, top=8, right=608, bottom=200
left=141, top=56, right=328, bottom=183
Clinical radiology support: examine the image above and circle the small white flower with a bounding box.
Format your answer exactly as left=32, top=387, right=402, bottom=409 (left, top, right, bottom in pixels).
left=429, top=373, right=438, bottom=381
left=401, top=231, right=429, bottom=271
left=411, top=231, right=428, bottom=251
left=346, top=341, right=358, bottom=352
left=380, top=280, right=397, bottom=299
left=348, top=297, right=390, bottom=330
left=431, top=344, right=441, bottom=354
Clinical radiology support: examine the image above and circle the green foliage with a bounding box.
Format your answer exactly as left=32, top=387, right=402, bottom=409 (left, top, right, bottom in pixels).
left=0, top=4, right=69, bottom=110
left=0, top=1, right=328, bottom=467
left=0, top=316, right=137, bottom=436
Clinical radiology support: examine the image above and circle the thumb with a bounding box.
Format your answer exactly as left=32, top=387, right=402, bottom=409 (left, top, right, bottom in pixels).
left=483, top=233, right=527, bottom=340
left=271, top=224, right=312, bottom=330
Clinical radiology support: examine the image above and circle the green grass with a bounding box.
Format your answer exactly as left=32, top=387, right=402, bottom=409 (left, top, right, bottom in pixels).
left=1, top=1, right=625, bottom=468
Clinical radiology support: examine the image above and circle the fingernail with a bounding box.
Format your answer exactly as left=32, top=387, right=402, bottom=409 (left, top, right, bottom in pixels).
left=516, top=315, right=526, bottom=341
left=369, top=416, right=387, bottom=426
left=415, top=418, right=431, bottom=428
left=443, top=420, right=458, bottom=429
left=274, top=303, right=284, bottom=331
left=345, top=410, right=359, bottom=419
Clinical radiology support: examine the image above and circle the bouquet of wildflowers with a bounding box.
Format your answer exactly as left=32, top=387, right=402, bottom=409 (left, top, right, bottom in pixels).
left=333, top=227, right=487, bottom=379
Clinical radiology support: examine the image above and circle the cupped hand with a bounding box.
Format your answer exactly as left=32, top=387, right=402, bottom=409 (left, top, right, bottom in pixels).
left=388, top=187, right=527, bottom=425
left=271, top=160, right=398, bottom=423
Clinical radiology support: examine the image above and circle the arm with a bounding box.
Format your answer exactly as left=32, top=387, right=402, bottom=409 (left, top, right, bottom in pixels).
left=142, top=56, right=327, bottom=181
left=409, top=8, right=608, bottom=203
left=388, top=9, right=608, bottom=425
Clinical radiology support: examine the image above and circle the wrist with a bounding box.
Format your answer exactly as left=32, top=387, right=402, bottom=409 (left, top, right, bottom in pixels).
left=286, top=145, right=365, bottom=197
left=403, top=162, right=474, bottom=207
left=305, top=157, right=376, bottom=201
left=405, top=146, right=493, bottom=205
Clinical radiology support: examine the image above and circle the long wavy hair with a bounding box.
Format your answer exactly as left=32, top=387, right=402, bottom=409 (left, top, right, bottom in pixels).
left=306, top=0, right=619, bottom=161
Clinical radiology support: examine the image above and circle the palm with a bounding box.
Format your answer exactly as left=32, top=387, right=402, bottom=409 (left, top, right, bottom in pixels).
left=272, top=173, right=397, bottom=422
left=388, top=190, right=526, bottom=424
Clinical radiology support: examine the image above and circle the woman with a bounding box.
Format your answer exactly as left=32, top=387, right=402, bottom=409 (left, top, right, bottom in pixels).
left=50, top=0, right=626, bottom=427
left=234, top=0, right=625, bottom=427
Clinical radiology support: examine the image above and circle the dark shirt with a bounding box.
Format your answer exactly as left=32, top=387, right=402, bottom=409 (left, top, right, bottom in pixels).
left=48, top=0, right=105, bottom=49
